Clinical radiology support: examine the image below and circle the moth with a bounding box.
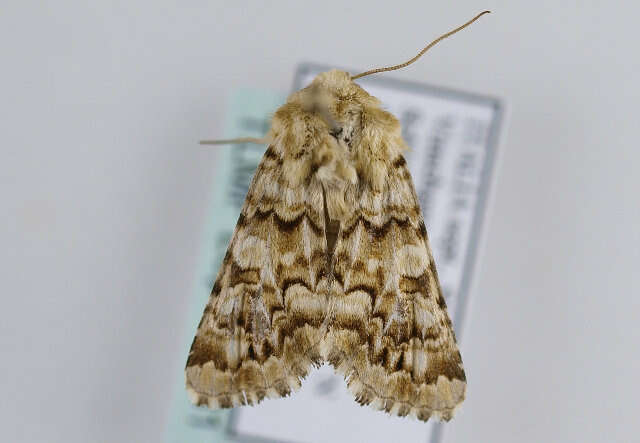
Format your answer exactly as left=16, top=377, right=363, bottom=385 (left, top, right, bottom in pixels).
left=186, top=11, right=489, bottom=422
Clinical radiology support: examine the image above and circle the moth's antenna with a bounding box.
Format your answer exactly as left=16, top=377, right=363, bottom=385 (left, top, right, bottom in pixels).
left=200, top=137, right=269, bottom=145
left=351, top=10, right=490, bottom=81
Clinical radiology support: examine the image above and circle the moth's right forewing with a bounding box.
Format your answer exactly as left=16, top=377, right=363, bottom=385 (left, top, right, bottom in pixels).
left=326, top=147, right=466, bottom=422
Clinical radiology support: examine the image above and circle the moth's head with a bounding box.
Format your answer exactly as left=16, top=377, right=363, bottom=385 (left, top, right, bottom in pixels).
left=293, top=69, right=383, bottom=149
left=305, top=69, right=378, bottom=106
left=275, top=69, right=406, bottom=194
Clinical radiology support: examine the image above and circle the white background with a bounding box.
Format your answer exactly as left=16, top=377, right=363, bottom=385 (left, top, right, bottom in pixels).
left=2, top=2, right=639, bottom=442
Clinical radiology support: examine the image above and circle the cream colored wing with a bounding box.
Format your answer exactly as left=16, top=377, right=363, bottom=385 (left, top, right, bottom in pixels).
left=325, top=154, right=466, bottom=422
left=185, top=143, right=330, bottom=409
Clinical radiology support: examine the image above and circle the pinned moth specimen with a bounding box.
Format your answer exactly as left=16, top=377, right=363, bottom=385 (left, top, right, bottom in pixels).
left=186, top=11, right=490, bottom=421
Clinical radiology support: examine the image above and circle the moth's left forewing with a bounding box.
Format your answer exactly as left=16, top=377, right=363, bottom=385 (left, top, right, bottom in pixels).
left=327, top=98, right=466, bottom=421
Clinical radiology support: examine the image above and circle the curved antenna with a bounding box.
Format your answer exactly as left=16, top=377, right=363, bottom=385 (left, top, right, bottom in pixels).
left=351, top=10, right=490, bottom=81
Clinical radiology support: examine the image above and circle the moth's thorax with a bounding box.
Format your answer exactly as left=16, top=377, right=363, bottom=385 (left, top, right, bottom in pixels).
left=269, top=70, right=409, bottom=222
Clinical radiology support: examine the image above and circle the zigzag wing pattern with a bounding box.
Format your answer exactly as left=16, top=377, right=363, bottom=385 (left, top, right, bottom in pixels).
left=185, top=144, right=330, bottom=408
left=325, top=155, right=467, bottom=421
